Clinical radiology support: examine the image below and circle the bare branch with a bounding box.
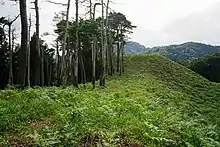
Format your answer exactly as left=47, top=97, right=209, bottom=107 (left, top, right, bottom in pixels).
left=43, top=0, right=67, bottom=6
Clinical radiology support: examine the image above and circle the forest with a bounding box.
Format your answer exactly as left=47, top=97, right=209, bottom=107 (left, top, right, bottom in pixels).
left=1, top=0, right=220, bottom=146
left=0, top=0, right=135, bottom=89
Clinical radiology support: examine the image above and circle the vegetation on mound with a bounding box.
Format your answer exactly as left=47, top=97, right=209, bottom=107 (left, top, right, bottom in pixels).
left=0, top=54, right=220, bottom=146
left=180, top=53, right=220, bottom=83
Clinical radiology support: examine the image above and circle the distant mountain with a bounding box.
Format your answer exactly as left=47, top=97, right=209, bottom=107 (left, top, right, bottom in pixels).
left=124, top=41, right=220, bottom=61
left=124, top=41, right=149, bottom=54
left=146, top=42, right=220, bottom=61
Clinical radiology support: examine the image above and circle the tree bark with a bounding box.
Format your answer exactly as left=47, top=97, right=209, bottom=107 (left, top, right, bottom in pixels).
left=74, top=0, right=79, bottom=88
left=91, top=2, right=100, bottom=89
left=61, top=0, right=71, bottom=85
left=79, top=48, right=86, bottom=84
left=7, top=15, right=19, bottom=85
left=34, top=0, right=41, bottom=86
left=99, top=0, right=105, bottom=86
left=91, top=40, right=96, bottom=88
left=108, top=30, right=113, bottom=76
left=17, top=0, right=28, bottom=87
left=27, top=13, right=31, bottom=87
left=8, top=24, right=13, bottom=85
left=116, top=29, right=120, bottom=73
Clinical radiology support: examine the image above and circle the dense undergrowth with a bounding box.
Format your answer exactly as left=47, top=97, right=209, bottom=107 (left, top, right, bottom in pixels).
left=0, top=54, right=220, bottom=146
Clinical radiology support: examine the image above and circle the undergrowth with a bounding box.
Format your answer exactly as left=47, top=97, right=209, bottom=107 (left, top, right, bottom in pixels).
left=0, top=54, right=220, bottom=146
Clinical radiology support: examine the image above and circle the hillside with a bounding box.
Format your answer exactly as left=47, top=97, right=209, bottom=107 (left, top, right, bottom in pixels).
left=124, top=41, right=220, bottom=61
left=1, top=55, right=220, bottom=146
left=146, top=42, right=220, bottom=61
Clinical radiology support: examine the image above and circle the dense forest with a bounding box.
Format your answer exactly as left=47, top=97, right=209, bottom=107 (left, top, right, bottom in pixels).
left=0, top=0, right=136, bottom=89
left=179, top=53, right=220, bottom=83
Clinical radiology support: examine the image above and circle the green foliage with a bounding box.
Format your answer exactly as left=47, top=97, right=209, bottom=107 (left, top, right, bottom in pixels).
left=146, top=42, right=220, bottom=61
left=187, top=53, right=220, bottom=83
left=1, top=54, right=220, bottom=146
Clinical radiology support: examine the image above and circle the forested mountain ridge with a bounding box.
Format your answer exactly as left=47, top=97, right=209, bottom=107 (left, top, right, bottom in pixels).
left=1, top=54, right=220, bottom=146
left=123, top=41, right=149, bottom=54
left=124, top=41, right=220, bottom=61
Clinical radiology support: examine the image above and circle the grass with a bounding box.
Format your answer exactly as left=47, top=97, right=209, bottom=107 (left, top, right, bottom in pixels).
left=0, top=54, right=220, bottom=146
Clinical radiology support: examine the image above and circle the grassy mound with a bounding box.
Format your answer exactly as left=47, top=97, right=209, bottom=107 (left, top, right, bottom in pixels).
left=0, top=54, right=220, bottom=146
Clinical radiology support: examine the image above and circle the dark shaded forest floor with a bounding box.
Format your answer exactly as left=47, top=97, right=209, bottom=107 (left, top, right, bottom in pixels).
left=1, top=54, right=220, bottom=146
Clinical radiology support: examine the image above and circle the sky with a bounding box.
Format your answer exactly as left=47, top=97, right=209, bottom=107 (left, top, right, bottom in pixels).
left=1, top=0, right=220, bottom=47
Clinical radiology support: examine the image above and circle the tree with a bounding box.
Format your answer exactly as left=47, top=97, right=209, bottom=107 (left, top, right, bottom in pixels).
left=2, top=15, right=19, bottom=85
left=74, top=0, right=79, bottom=88
left=99, top=0, right=105, bottom=86
left=27, top=13, right=31, bottom=87
left=60, top=0, right=71, bottom=85
left=33, top=0, right=41, bottom=86
left=108, top=12, right=136, bottom=74
left=17, top=0, right=28, bottom=87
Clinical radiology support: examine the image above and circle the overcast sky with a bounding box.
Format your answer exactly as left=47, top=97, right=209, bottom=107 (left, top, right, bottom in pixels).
left=1, top=0, right=220, bottom=47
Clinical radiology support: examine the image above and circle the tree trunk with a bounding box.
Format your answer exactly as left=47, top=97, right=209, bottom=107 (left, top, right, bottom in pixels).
left=55, top=39, right=60, bottom=85
left=108, top=31, right=113, bottom=76
left=116, top=29, right=120, bottom=73
left=27, top=13, right=31, bottom=87
left=105, top=0, right=110, bottom=77
left=99, top=0, right=105, bottom=86
left=91, top=2, right=100, bottom=89
left=74, top=0, right=79, bottom=88
left=79, top=48, right=86, bottom=84
left=61, top=0, right=71, bottom=86
left=8, top=24, right=13, bottom=85
left=41, top=49, right=44, bottom=86
left=34, top=0, right=41, bottom=86
left=91, top=40, right=96, bottom=88
left=119, top=41, right=122, bottom=75
left=17, top=0, right=28, bottom=87
left=8, top=15, right=19, bottom=85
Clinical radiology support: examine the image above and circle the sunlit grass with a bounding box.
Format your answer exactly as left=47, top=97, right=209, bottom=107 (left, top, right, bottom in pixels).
left=0, top=54, right=220, bottom=146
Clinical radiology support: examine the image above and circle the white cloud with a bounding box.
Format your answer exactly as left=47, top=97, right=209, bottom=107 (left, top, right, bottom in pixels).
left=1, top=0, right=220, bottom=47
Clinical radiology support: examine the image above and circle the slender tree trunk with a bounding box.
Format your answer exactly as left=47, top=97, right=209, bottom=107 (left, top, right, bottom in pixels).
left=99, top=0, right=105, bottom=86
left=27, top=13, right=31, bottom=87
left=74, top=0, right=79, bottom=88
left=91, top=40, right=96, bottom=88
left=12, top=28, right=15, bottom=53
left=116, top=29, right=120, bottom=73
left=119, top=28, right=124, bottom=75
left=119, top=41, right=122, bottom=75
left=122, top=43, right=125, bottom=73
left=89, top=0, right=92, bottom=19
left=48, top=64, right=52, bottom=86
left=79, top=48, right=86, bottom=84
left=61, top=0, right=71, bottom=86
left=8, top=25, right=13, bottom=85
left=34, top=0, right=41, bottom=86
left=91, top=2, right=100, bottom=89
left=17, top=0, right=28, bottom=87
left=105, top=0, right=110, bottom=77
left=55, top=39, right=60, bottom=85
left=108, top=31, right=113, bottom=76
left=8, top=15, right=19, bottom=85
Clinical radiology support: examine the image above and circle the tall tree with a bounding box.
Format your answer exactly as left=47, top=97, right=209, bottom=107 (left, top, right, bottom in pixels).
left=34, top=0, right=41, bottom=85
left=17, top=0, right=28, bottom=87
left=27, top=13, right=31, bottom=87
left=5, top=15, right=19, bottom=85
left=74, top=0, right=79, bottom=88
left=92, top=2, right=101, bottom=88
left=99, top=0, right=105, bottom=86
left=60, top=0, right=71, bottom=85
